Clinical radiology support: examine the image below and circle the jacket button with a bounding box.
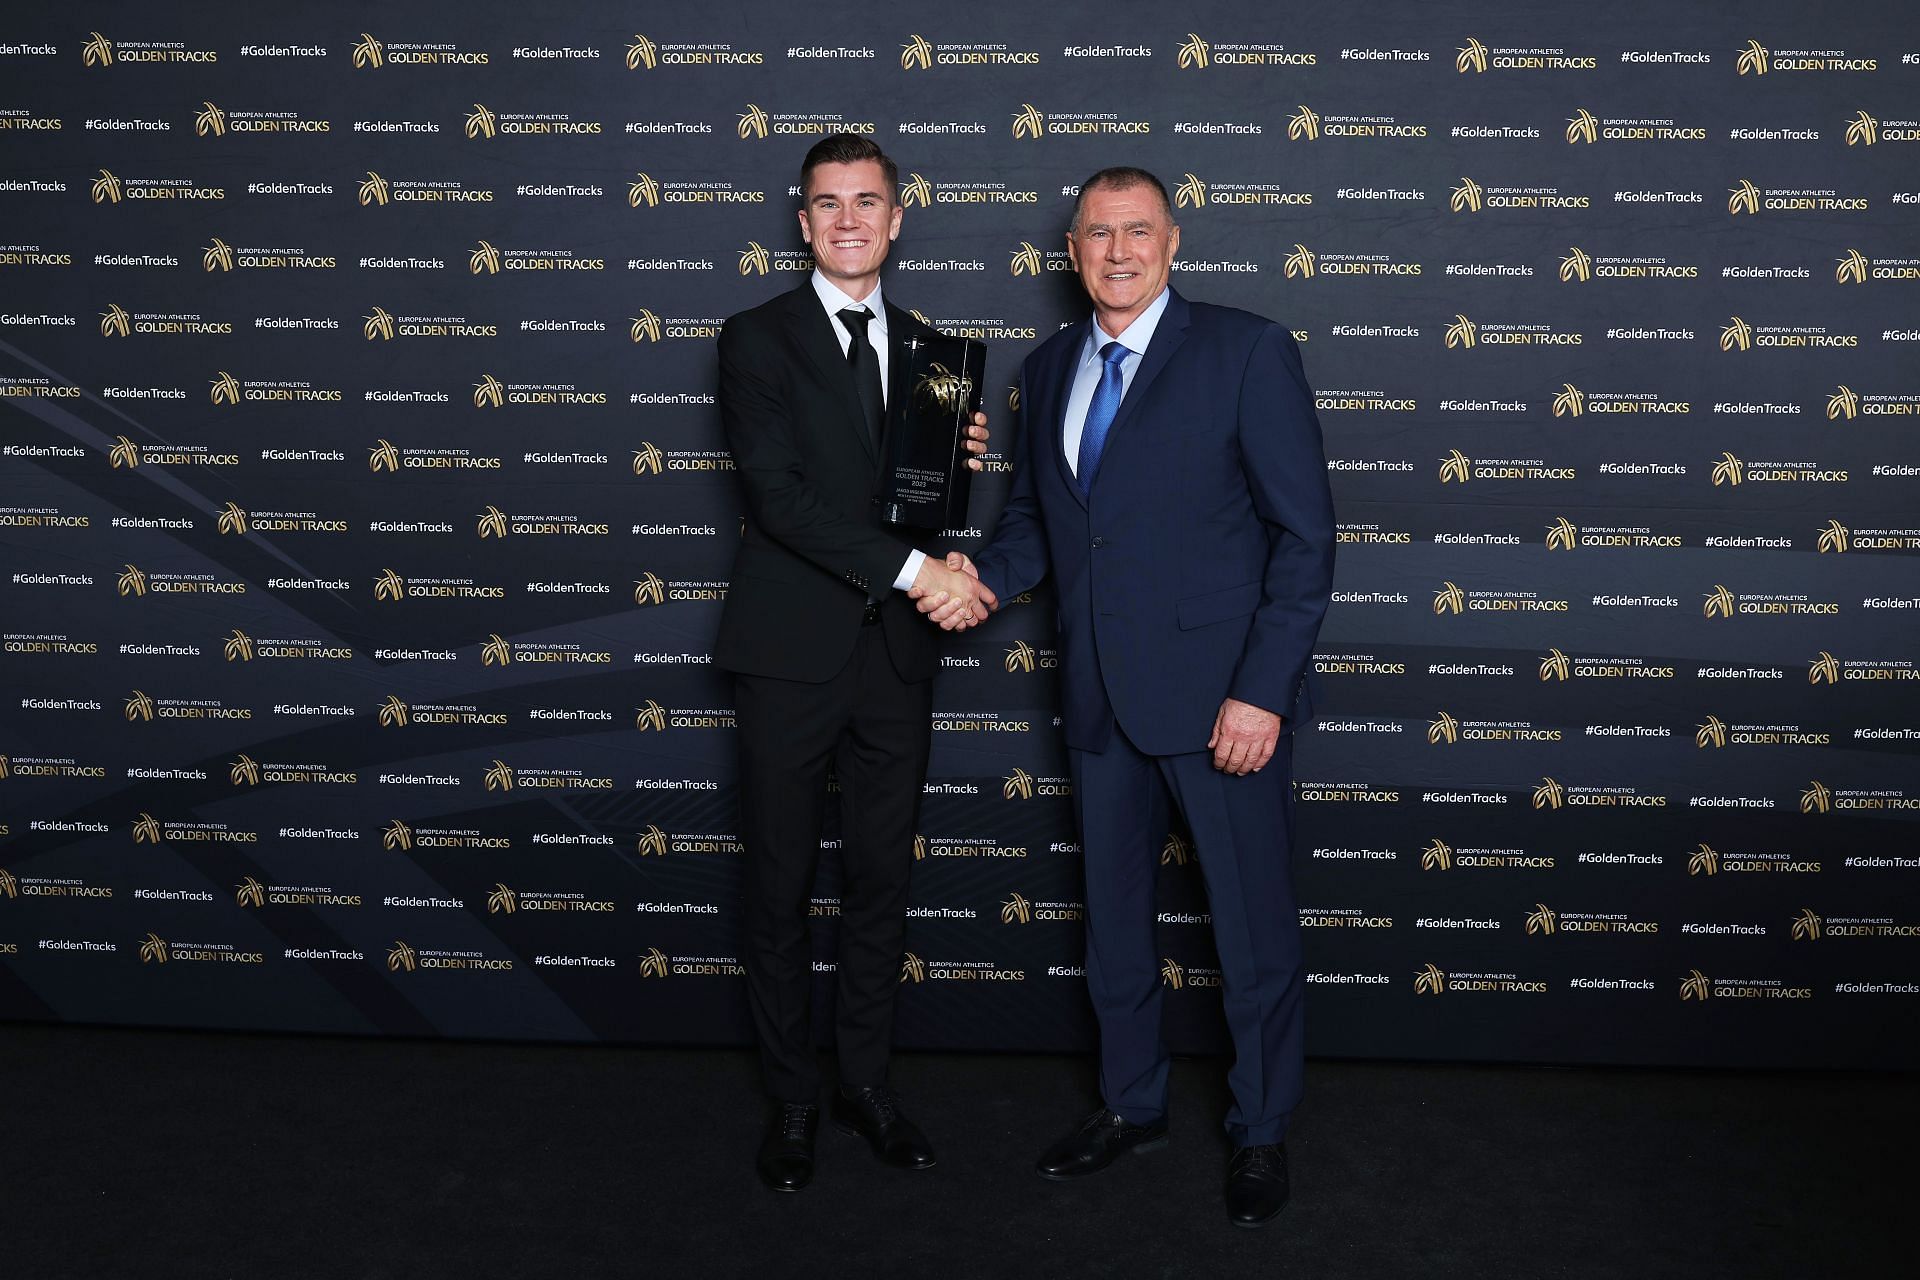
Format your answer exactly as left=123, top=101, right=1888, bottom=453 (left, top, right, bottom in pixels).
left=1090, top=536, right=1107, bottom=549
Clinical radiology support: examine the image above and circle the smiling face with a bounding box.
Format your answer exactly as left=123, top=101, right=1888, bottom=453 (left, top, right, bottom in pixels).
left=1067, top=181, right=1180, bottom=335
left=796, top=158, right=902, bottom=301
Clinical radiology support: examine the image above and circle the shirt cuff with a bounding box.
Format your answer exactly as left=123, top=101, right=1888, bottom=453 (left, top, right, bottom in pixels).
left=893, top=550, right=928, bottom=593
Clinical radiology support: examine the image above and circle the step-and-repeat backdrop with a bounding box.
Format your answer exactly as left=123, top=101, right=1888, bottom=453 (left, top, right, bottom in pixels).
left=2, top=2, right=1916, bottom=1067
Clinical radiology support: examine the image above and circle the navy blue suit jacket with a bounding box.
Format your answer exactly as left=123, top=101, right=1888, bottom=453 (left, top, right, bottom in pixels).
left=974, top=289, right=1335, bottom=755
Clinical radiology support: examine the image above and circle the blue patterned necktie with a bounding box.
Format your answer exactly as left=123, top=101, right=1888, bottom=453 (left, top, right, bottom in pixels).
left=1076, top=340, right=1130, bottom=495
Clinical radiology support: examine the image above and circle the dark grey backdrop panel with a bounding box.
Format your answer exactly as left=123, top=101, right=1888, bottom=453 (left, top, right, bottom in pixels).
left=1, top=1, right=1916, bottom=1066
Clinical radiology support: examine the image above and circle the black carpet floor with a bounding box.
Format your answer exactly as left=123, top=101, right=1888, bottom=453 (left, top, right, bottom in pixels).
left=0, top=1023, right=1908, bottom=1279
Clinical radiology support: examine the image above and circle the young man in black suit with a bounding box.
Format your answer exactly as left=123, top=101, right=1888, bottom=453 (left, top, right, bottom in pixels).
left=714, top=135, right=993, bottom=1192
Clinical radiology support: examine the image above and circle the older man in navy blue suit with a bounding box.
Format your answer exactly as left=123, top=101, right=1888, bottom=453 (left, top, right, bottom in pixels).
left=919, top=167, right=1334, bottom=1227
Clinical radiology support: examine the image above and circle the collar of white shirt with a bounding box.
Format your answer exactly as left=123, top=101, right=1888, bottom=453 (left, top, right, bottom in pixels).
left=1084, top=286, right=1171, bottom=365
left=811, top=270, right=887, bottom=343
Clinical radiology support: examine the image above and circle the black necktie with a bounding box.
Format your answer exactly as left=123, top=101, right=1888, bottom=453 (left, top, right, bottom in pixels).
left=837, top=306, right=884, bottom=454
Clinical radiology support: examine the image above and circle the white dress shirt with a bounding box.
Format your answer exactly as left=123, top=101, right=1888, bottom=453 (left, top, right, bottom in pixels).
left=809, top=269, right=891, bottom=404
left=808, top=270, right=924, bottom=591
left=1062, top=286, right=1171, bottom=477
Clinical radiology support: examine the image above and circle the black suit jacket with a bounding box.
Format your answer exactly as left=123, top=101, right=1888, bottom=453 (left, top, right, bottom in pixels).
left=714, top=282, right=943, bottom=684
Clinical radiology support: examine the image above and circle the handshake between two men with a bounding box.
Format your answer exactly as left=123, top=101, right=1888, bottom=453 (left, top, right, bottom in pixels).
left=906, top=552, right=994, bottom=631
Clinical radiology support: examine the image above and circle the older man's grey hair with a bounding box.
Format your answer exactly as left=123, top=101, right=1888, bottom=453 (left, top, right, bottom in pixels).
left=1069, top=167, right=1176, bottom=233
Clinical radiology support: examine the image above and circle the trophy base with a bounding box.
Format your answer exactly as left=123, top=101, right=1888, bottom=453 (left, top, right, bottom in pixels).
left=878, top=498, right=951, bottom=531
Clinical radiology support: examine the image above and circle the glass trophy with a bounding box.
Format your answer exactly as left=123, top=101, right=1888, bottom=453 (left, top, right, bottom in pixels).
left=879, top=333, right=985, bottom=529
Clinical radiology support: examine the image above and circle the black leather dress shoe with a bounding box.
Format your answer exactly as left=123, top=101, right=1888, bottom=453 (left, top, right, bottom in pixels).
left=757, top=1103, right=818, bottom=1192
left=1225, top=1142, right=1289, bottom=1227
left=1034, top=1107, right=1169, bottom=1181
left=832, top=1085, right=936, bottom=1169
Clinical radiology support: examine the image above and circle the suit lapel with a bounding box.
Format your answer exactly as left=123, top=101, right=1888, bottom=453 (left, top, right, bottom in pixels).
left=1047, top=317, right=1092, bottom=507
left=1091, top=290, right=1190, bottom=492
left=783, top=285, right=876, bottom=464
